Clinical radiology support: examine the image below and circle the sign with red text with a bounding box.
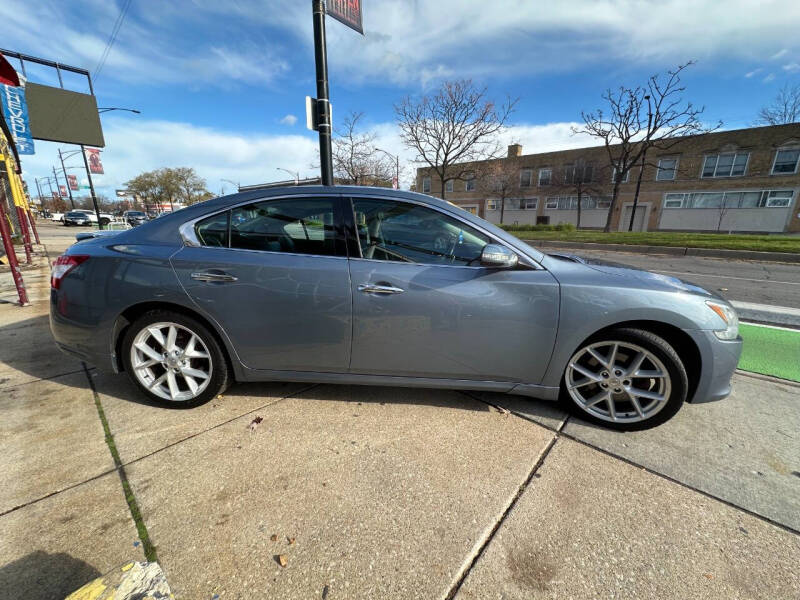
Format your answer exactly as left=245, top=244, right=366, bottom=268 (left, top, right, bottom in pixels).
left=327, top=0, right=363, bottom=34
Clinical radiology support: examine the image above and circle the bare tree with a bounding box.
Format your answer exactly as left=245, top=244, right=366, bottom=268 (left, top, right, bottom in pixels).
left=575, top=62, right=717, bottom=232
left=395, top=79, right=516, bottom=199
left=332, top=112, right=394, bottom=185
left=549, top=159, right=609, bottom=228
left=757, top=83, right=800, bottom=125
left=477, top=159, right=519, bottom=224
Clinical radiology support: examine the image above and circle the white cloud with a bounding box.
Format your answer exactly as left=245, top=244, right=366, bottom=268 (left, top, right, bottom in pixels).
left=745, top=68, right=763, bottom=78
left=280, top=114, right=298, bottom=126
left=763, top=73, right=777, bottom=83
left=21, top=117, right=597, bottom=197
left=21, top=117, right=319, bottom=199
left=771, top=48, right=789, bottom=60
left=783, top=62, right=800, bottom=73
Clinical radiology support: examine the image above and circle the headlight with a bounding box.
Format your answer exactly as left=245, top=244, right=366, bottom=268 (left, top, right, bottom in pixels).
left=705, top=301, right=739, bottom=340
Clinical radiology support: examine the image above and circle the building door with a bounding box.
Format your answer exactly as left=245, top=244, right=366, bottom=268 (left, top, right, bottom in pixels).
left=620, top=204, right=648, bottom=232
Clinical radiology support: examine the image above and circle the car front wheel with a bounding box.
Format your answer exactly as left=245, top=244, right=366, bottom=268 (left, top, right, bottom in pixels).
left=121, top=310, right=230, bottom=407
left=562, top=327, right=688, bottom=431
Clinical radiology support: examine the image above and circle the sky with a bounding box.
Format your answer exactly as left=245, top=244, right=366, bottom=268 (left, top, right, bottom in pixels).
left=3, top=0, right=800, bottom=201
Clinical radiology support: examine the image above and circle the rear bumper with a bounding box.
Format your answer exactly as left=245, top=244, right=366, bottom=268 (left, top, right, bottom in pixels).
left=685, top=330, right=743, bottom=403
left=49, top=290, right=116, bottom=372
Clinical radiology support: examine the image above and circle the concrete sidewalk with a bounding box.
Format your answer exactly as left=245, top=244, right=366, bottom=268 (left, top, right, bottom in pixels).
left=0, top=225, right=798, bottom=599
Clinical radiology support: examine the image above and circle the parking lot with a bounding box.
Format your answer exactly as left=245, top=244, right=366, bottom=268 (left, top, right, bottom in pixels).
left=1, top=223, right=799, bottom=599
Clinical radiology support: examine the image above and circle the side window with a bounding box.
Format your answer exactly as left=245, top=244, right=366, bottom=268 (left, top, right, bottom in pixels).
left=352, top=199, right=491, bottom=266
left=229, top=197, right=339, bottom=256
left=195, top=212, right=229, bottom=247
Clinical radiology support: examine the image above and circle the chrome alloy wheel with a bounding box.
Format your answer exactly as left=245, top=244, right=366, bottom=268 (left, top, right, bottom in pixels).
left=565, top=341, right=672, bottom=424
left=130, top=321, right=212, bottom=402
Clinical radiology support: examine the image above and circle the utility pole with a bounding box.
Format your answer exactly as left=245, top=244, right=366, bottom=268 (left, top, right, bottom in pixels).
left=80, top=145, right=103, bottom=229
left=51, top=165, right=72, bottom=209
left=312, top=0, right=333, bottom=186
left=58, top=149, right=76, bottom=209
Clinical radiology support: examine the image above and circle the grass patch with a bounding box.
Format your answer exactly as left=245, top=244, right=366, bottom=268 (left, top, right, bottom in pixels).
left=501, top=229, right=800, bottom=253
left=738, top=323, right=800, bottom=382
left=84, top=364, right=158, bottom=562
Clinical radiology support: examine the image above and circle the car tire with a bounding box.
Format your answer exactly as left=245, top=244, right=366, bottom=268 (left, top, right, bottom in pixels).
left=560, top=327, right=688, bottom=431
left=121, top=310, right=230, bottom=408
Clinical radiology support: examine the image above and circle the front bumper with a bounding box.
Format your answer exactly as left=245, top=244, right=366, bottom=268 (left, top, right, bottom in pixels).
left=685, top=330, right=743, bottom=403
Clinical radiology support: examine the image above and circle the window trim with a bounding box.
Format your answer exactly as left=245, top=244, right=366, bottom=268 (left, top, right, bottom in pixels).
left=465, top=172, right=476, bottom=192
left=422, top=176, right=431, bottom=193
left=771, top=147, right=800, bottom=175
left=538, top=168, right=552, bottom=186
left=660, top=189, right=795, bottom=210
left=525, top=198, right=538, bottom=210
left=656, top=157, right=679, bottom=181
left=519, top=168, right=533, bottom=188
left=700, top=152, right=750, bottom=178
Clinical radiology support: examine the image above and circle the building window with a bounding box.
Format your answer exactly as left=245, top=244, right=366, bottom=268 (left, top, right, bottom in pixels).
left=422, top=177, right=431, bottom=193
left=538, top=168, right=552, bottom=186
left=563, top=164, right=575, bottom=184
left=545, top=197, right=558, bottom=209
left=663, top=193, right=684, bottom=209
left=486, top=199, right=498, bottom=210
left=662, top=189, right=793, bottom=209
left=465, top=172, right=476, bottom=191
left=596, top=197, right=611, bottom=209
left=445, top=180, right=453, bottom=193
left=772, top=149, right=800, bottom=174
left=612, top=167, right=630, bottom=183
left=656, top=157, right=678, bottom=181
left=702, top=153, right=749, bottom=178
left=525, top=198, right=538, bottom=210
left=520, top=169, right=533, bottom=188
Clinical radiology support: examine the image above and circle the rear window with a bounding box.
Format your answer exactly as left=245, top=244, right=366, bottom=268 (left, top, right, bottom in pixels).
left=128, top=211, right=145, bottom=217
left=195, top=212, right=230, bottom=247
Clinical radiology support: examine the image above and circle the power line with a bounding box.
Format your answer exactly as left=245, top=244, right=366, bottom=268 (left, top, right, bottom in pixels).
left=92, top=0, right=133, bottom=83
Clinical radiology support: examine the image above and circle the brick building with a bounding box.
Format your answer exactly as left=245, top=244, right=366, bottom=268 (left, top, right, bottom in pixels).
left=415, top=122, right=800, bottom=233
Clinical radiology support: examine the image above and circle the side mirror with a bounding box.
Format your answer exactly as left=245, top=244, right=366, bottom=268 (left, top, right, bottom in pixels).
left=480, top=244, right=518, bottom=268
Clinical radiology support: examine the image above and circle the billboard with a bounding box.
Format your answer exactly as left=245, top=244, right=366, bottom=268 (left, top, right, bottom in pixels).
left=67, top=174, right=78, bottom=190
left=59, top=185, right=67, bottom=197
left=327, top=0, right=363, bottom=34
left=25, top=82, right=105, bottom=147
left=0, top=83, right=35, bottom=154
left=85, top=148, right=104, bottom=174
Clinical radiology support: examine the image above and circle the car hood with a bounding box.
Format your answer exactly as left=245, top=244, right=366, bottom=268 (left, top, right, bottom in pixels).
left=546, top=252, right=723, bottom=300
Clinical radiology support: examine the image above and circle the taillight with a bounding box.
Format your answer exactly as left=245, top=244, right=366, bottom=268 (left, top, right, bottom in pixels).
left=51, top=255, right=89, bottom=289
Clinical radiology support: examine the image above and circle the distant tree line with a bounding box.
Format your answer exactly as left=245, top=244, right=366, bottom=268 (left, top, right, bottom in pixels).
left=125, top=167, right=212, bottom=210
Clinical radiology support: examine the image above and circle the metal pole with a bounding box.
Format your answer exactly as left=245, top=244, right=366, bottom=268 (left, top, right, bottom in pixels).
left=35, top=178, right=44, bottom=208
left=396, top=155, right=400, bottom=189
left=0, top=177, right=29, bottom=305
left=58, top=149, right=76, bottom=209
left=312, top=0, right=333, bottom=186
left=15, top=204, right=32, bottom=263
left=80, top=145, right=103, bottom=229
left=27, top=208, right=40, bottom=244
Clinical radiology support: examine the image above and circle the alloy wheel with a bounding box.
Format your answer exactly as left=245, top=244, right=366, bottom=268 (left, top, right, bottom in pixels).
left=130, top=321, right=213, bottom=402
left=565, top=340, right=672, bottom=424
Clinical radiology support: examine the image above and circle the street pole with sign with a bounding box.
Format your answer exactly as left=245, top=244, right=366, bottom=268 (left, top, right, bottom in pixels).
left=309, top=0, right=362, bottom=186
left=57, top=148, right=76, bottom=209
left=80, top=145, right=102, bottom=229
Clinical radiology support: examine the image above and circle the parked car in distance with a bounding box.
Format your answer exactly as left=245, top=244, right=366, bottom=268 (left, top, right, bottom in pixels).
left=49, top=186, right=742, bottom=431
left=50, top=212, right=65, bottom=222
left=74, top=209, right=113, bottom=227
left=63, top=211, right=92, bottom=226
left=123, top=210, right=148, bottom=227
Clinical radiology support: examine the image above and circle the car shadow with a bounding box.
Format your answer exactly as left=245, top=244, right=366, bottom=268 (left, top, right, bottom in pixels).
left=0, top=551, right=102, bottom=600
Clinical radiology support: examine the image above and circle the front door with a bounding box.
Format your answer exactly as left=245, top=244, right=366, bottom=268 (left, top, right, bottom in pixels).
left=346, top=197, right=560, bottom=383
left=170, top=195, right=352, bottom=372
left=620, top=204, right=648, bottom=231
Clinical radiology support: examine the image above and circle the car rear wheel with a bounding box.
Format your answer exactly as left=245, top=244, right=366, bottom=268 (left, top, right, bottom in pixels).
left=121, top=310, right=229, bottom=407
left=562, top=328, right=688, bottom=431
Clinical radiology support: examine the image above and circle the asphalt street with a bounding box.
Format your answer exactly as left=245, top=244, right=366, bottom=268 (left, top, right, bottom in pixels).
left=536, top=246, right=800, bottom=309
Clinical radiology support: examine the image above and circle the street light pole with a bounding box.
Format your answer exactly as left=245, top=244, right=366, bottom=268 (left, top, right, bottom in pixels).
left=312, top=0, right=333, bottom=186
left=58, top=149, right=76, bottom=209
left=375, top=148, right=400, bottom=189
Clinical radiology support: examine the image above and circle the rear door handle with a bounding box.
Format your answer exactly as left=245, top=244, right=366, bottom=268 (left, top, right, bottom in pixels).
left=358, top=283, right=405, bottom=295
left=191, top=272, right=238, bottom=283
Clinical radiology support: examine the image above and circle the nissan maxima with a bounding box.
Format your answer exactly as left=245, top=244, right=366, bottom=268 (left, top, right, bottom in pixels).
left=49, top=186, right=742, bottom=430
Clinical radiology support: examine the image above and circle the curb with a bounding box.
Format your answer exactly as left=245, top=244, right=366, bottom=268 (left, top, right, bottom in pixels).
left=519, top=239, right=800, bottom=264
left=733, top=301, right=800, bottom=328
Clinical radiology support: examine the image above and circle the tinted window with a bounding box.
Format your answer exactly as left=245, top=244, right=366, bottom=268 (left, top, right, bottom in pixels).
left=195, top=212, right=229, bottom=247
left=230, top=197, right=338, bottom=256
left=352, top=199, right=490, bottom=266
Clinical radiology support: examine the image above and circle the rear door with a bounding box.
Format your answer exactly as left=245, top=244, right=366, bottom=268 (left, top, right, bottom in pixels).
left=171, top=194, right=352, bottom=372
left=345, top=196, right=560, bottom=383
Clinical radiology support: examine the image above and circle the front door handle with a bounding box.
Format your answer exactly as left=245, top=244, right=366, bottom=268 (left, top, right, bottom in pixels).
left=191, top=271, right=238, bottom=283
left=358, top=283, right=405, bottom=295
